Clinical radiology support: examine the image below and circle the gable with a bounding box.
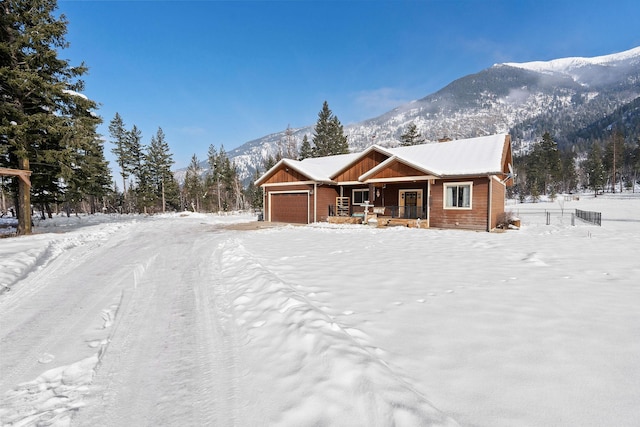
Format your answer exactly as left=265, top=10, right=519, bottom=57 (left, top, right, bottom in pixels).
left=332, top=150, right=390, bottom=182
left=261, top=164, right=311, bottom=185
left=364, top=159, right=432, bottom=181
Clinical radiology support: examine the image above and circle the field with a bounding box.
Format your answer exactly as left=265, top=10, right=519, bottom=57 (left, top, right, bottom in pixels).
left=1, top=193, right=639, bottom=426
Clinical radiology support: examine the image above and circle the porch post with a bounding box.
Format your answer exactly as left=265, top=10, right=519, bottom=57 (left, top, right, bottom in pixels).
left=313, top=183, right=317, bottom=223
left=487, top=176, right=492, bottom=232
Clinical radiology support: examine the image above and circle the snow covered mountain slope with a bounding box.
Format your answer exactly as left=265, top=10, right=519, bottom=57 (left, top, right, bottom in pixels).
left=184, top=46, right=640, bottom=183
left=503, top=46, right=640, bottom=77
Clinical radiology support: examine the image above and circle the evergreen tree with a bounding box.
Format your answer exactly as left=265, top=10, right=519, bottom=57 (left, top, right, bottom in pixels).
left=521, top=132, right=562, bottom=197
left=146, top=127, right=176, bottom=212
left=281, top=125, right=298, bottom=159
left=560, top=150, right=577, bottom=194
left=585, top=142, right=606, bottom=197
left=603, top=130, right=625, bottom=193
left=244, top=168, right=263, bottom=210
left=206, top=144, right=222, bottom=212
left=217, top=145, right=241, bottom=210
left=127, top=125, right=144, bottom=183
left=400, top=122, right=424, bottom=146
left=538, top=132, right=562, bottom=194
left=312, top=101, right=349, bottom=157
left=183, top=154, right=203, bottom=212
left=1, top=0, right=99, bottom=234
left=109, top=113, right=131, bottom=197
left=329, top=116, right=349, bottom=155
left=299, top=135, right=313, bottom=160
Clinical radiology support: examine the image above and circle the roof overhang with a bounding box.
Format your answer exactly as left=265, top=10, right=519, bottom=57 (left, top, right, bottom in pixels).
left=362, top=175, right=438, bottom=184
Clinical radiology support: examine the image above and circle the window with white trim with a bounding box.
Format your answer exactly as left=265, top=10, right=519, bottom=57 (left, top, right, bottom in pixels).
left=444, top=182, right=472, bottom=209
left=352, top=189, right=369, bottom=205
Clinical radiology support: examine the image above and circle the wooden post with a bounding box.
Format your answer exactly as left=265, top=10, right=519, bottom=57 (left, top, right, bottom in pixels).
left=16, top=158, right=32, bottom=235
left=0, top=166, right=32, bottom=234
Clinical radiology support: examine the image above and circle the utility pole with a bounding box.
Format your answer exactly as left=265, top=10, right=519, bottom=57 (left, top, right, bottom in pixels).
left=612, top=135, right=616, bottom=194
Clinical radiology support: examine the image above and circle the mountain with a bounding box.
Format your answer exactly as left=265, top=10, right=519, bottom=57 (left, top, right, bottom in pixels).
left=184, top=46, right=640, bottom=183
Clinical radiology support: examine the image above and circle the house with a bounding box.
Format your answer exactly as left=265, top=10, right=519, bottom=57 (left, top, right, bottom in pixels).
left=255, top=134, right=514, bottom=231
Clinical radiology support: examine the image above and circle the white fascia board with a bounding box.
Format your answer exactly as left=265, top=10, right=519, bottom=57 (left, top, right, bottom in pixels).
left=362, top=175, right=437, bottom=184
left=261, top=180, right=319, bottom=187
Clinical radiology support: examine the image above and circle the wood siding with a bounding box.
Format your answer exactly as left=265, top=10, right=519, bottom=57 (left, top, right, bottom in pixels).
left=262, top=166, right=308, bottom=185
left=490, top=178, right=506, bottom=229
left=333, top=151, right=389, bottom=182
left=315, top=186, right=339, bottom=222
left=367, top=160, right=426, bottom=180
left=430, top=178, right=490, bottom=231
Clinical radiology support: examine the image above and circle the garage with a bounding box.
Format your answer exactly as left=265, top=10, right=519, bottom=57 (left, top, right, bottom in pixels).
left=270, top=192, right=309, bottom=224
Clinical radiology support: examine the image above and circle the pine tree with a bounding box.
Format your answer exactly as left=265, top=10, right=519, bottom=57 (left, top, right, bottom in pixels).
left=109, top=113, right=131, bottom=197
left=183, top=154, right=203, bottom=212
left=400, top=122, right=424, bottom=146
left=146, top=127, right=176, bottom=212
left=312, top=101, right=349, bottom=157
left=217, top=145, right=240, bottom=211
left=1, top=0, right=99, bottom=234
left=539, top=132, right=562, bottom=194
left=560, top=150, right=577, bottom=194
left=585, top=142, right=606, bottom=197
left=244, top=168, right=263, bottom=210
left=206, top=144, right=221, bottom=212
left=299, top=135, right=313, bottom=160
left=282, top=125, right=298, bottom=159
left=522, top=132, right=562, bottom=197
left=127, top=125, right=144, bottom=184
left=328, top=116, right=349, bottom=155
left=603, top=130, right=625, bottom=193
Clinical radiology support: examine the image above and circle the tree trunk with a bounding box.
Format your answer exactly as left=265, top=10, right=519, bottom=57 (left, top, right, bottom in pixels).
left=17, top=157, right=32, bottom=235
left=161, top=179, right=166, bottom=213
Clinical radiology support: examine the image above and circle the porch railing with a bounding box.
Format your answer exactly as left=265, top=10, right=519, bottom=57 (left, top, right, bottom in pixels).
left=329, top=205, right=426, bottom=220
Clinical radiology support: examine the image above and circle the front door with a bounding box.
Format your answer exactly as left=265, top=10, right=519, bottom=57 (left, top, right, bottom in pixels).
left=399, top=189, right=422, bottom=219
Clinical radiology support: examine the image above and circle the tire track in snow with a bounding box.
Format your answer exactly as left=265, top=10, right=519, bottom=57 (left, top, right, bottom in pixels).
left=218, top=238, right=459, bottom=427
left=190, top=246, right=244, bottom=426
left=0, top=236, right=134, bottom=396
left=74, top=222, right=246, bottom=426
left=0, top=295, right=123, bottom=426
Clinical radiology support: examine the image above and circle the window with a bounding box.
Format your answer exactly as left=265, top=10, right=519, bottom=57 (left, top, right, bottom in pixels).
left=444, top=182, right=472, bottom=209
left=352, top=189, right=369, bottom=205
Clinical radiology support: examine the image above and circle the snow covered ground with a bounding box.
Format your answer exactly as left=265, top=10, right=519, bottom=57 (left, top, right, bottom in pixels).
left=1, top=194, right=639, bottom=426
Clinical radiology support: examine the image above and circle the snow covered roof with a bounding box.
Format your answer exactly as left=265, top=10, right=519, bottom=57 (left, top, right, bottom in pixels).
left=256, top=134, right=510, bottom=185
left=383, top=133, right=509, bottom=177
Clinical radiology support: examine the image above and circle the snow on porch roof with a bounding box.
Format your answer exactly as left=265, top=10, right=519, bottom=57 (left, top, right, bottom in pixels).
left=385, top=133, right=510, bottom=177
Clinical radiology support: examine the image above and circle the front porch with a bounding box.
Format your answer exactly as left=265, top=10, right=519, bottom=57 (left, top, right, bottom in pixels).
left=327, top=205, right=429, bottom=228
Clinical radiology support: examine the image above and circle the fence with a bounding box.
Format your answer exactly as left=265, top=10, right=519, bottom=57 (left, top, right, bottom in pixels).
left=512, top=208, right=601, bottom=227
left=574, top=209, right=602, bottom=226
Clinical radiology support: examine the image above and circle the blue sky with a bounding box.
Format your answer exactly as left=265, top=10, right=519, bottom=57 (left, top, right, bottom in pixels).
left=57, top=0, right=640, bottom=170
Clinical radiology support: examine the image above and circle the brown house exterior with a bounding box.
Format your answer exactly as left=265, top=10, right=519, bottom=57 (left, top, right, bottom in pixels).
left=255, top=134, right=513, bottom=231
